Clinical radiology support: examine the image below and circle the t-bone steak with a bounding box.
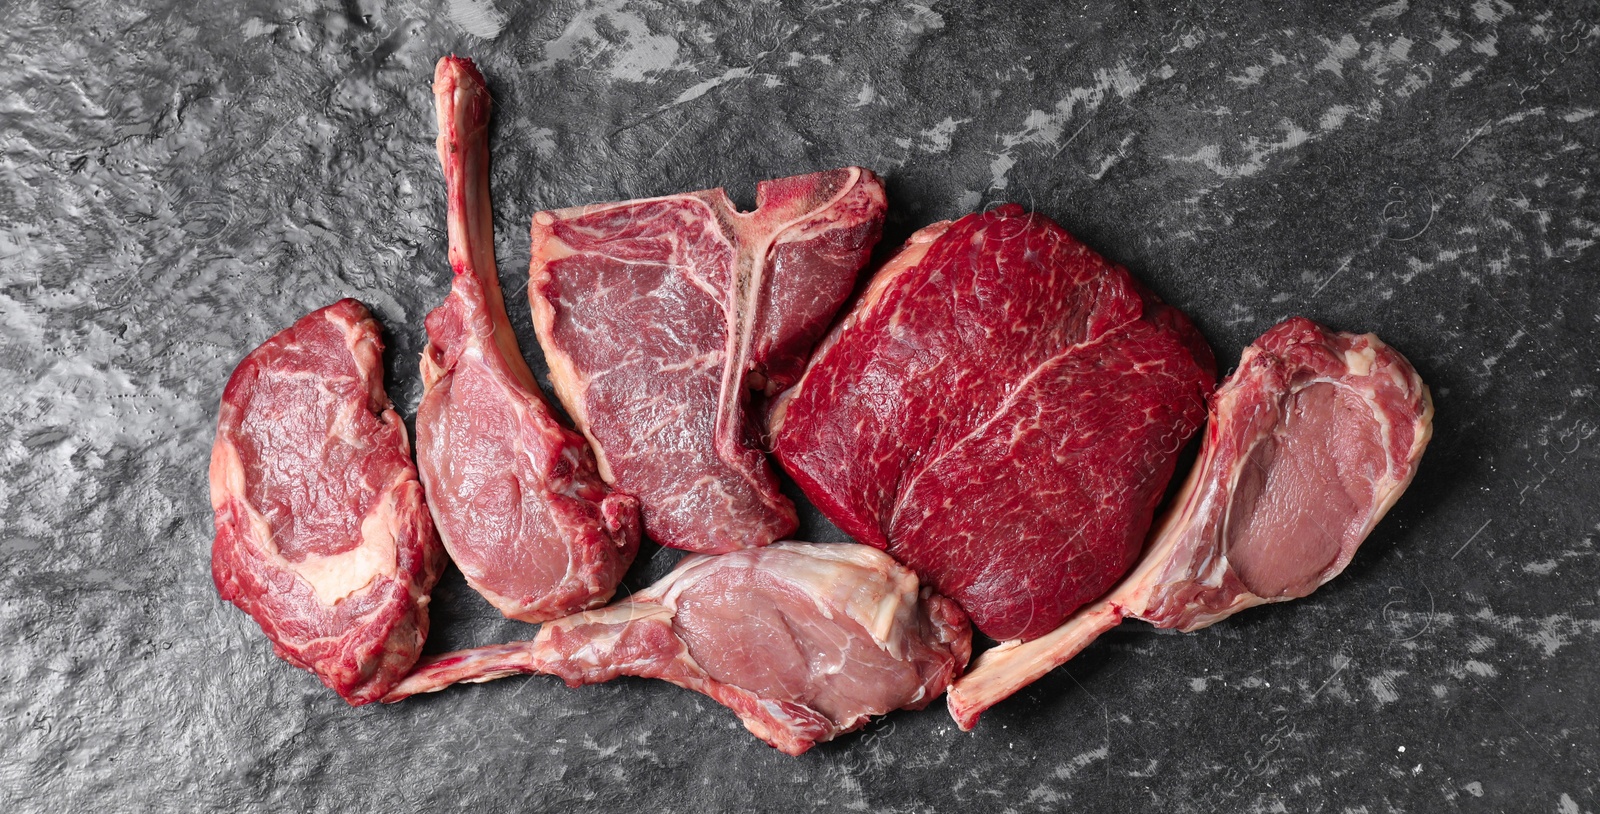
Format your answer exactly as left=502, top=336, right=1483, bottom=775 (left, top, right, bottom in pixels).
left=527, top=168, right=887, bottom=554
left=383, top=542, right=972, bottom=756
left=946, top=317, right=1434, bottom=728
left=210, top=299, right=446, bottom=705
left=770, top=205, right=1217, bottom=642
left=417, top=56, right=640, bottom=622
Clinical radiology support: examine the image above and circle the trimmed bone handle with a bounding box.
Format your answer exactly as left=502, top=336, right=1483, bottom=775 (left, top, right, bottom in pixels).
left=381, top=641, right=537, bottom=702
left=946, top=598, right=1128, bottom=731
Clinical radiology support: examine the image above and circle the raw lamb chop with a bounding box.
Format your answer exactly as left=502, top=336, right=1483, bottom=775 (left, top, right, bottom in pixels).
left=946, top=317, right=1434, bottom=729
left=417, top=56, right=639, bottom=622
left=384, top=542, right=972, bottom=756
left=770, top=205, right=1216, bottom=642
left=210, top=299, right=446, bottom=705
left=527, top=168, right=887, bottom=554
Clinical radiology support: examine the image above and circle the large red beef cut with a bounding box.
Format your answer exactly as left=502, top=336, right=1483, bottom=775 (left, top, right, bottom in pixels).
left=947, top=317, right=1433, bottom=728
left=211, top=299, right=446, bottom=705
left=418, top=57, right=639, bottom=622
left=771, top=205, right=1217, bottom=643
left=527, top=168, right=886, bottom=554
left=383, top=542, right=971, bottom=756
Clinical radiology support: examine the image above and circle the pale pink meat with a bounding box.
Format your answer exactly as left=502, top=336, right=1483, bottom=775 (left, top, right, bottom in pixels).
left=384, top=542, right=972, bottom=756
left=946, top=317, right=1434, bottom=729
left=416, top=56, right=639, bottom=622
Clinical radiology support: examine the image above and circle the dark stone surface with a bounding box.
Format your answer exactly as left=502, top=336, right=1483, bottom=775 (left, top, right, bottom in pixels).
left=2, top=1, right=1597, bottom=811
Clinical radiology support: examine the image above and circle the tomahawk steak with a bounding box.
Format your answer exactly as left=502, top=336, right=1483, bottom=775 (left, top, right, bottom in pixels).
left=384, top=542, right=972, bottom=756
left=417, top=56, right=640, bottom=622
left=946, top=317, right=1434, bottom=728
left=211, top=299, right=446, bottom=704
left=770, top=205, right=1217, bottom=642
left=527, top=168, right=887, bottom=554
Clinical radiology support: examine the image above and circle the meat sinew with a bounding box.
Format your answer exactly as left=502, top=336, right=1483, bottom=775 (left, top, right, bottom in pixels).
left=211, top=299, right=446, bottom=705
left=417, top=56, right=639, bottom=622
left=946, top=317, right=1434, bottom=729
left=770, top=205, right=1217, bottom=642
left=384, top=542, right=972, bottom=756
left=527, top=169, right=887, bottom=554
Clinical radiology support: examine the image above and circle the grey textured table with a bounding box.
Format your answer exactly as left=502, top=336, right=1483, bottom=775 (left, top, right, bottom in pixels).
left=3, top=1, right=1597, bottom=811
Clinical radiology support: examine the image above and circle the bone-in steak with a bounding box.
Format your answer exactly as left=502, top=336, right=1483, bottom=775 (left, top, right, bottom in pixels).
left=528, top=169, right=886, bottom=554
left=770, top=205, right=1217, bottom=642
left=946, top=317, right=1434, bottom=728
left=417, top=57, right=640, bottom=622
left=211, top=299, right=445, bottom=705
left=383, top=542, right=971, bottom=756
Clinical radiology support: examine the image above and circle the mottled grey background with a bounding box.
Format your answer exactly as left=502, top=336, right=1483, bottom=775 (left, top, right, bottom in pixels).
left=2, top=0, right=1597, bottom=811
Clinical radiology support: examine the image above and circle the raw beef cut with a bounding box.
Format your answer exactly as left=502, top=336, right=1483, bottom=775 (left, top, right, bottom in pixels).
left=417, top=56, right=639, bottom=622
left=946, top=317, right=1434, bottom=728
left=210, top=299, right=446, bottom=705
left=527, top=168, right=887, bottom=554
left=383, top=542, right=972, bottom=756
left=770, top=205, right=1216, bottom=642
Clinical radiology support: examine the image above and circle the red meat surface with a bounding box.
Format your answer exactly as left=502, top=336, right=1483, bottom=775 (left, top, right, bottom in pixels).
left=210, top=299, right=445, bottom=704
left=527, top=168, right=886, bottom=554
left=770, top=205, right=1216, bottom=642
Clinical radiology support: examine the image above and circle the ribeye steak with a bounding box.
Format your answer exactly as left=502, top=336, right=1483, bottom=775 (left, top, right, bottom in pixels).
left=384, top=542, right=972, bottom=756
left=528, top=168, right=887, bottom=554
left=770, top=205, right=1217, bottom=642
left=418, top=57, right=640, bottom=622
left=947, top=317, right=1434, bottom=728
left=211, top=299, right=446, bottom=705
